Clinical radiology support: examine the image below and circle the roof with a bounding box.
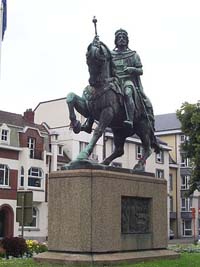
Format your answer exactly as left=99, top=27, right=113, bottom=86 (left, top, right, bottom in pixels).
left=105, top=127, right=167, bottom=146
left=0, top=110, right=48, bottom=133
left=34, top=97, right=66, bottom=111
left=155, top=113, right=181, bottom=132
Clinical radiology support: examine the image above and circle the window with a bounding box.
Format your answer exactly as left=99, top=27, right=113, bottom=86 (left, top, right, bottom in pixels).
left=79, top=141, right=88, bottom=152
left=29, top=207, right=38, bottom=227
left=180, top=135, right=186, bottom=143
left=58, top=145, right=63, bottom=155
left=182, top=219, right=192, bottom=236
left=181, top=175, right=190, bottom=190
left=169, top=196, right=173, bottom=212
left=181, top=197, right=192, bottom=212
left=28, top=167, right=43, bottom=188
left=20, top=167, right=24, bottom=187
left=0, top=164, right=9, bottom=186
left=156, top=169, right=164, bottom=179
left=156, top=150, right=164, bottom=164
left=28, top=137, right=36, bottom=159
left=22, top=207, right=38, bottom=228
left=136, top=145, right=143, bottom=159
left=169, top=174, right=173, bottom=191
left=1, top=129, right=8, bottom=141
left=180, top=154, right=190, bottom=167
left=0, top=124, right=10, bottom=144
left=180, top=135, right=189, bottom=143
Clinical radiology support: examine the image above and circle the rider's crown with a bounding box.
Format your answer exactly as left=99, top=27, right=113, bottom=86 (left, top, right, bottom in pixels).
left=115, top=28, right=128, bottom=37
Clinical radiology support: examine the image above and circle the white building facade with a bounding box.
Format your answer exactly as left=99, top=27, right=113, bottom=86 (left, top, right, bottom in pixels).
left=34, top=97, right=172, bottom=238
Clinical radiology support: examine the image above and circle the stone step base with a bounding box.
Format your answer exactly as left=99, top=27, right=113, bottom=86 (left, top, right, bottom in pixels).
left=34, top=249, right=180, bottom=266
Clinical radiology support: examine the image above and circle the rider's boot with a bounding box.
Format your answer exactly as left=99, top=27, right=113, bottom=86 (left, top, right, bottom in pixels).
left=123, top=119, right=133, bottom=129
left=81, top=117, right=94, bottom=134
left=123, top=87, right=134, bottom=129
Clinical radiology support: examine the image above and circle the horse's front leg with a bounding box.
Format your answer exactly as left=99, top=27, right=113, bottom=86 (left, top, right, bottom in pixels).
left=66, top=92, right=89, bottom=134
left=76, top=107, right=114, bottom=160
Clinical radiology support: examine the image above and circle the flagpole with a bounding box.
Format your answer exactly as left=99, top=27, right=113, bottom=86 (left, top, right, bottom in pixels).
left=0, top=1, right=3, bottom=79
left=0, top=2, right=3, bottom=78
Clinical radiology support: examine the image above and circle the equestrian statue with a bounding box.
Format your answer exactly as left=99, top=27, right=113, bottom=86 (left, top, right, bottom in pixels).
left=66, top=17, right=160, bottom=171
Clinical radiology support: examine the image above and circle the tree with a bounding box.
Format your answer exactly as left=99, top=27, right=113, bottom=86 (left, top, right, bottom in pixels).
left=176, top=101, right=200, bottom=195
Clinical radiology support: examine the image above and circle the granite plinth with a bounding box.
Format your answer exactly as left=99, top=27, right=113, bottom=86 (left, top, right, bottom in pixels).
left=47, top=167, right=168, bottom=252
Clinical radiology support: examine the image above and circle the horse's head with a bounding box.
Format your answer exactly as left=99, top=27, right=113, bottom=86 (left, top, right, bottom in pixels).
left=86, top=41, right=112, bottom=87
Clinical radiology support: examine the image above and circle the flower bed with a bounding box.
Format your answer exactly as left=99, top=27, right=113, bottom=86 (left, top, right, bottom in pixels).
left=26, top=240, right=48, bottom=257
left=0, top=238, right=48, bottom=259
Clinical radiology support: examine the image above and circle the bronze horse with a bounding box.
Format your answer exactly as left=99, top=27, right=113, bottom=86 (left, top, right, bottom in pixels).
left=66, top=41, right=159, bottom=171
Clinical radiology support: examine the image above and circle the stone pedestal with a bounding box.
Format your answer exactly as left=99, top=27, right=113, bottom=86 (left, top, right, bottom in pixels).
left=34, top=167, right=179, bottom=265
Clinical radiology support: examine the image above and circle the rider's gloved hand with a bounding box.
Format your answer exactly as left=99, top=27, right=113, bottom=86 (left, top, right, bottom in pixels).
left=124, top=67, right=136, bottom=74
left=93, top=35, right=100, bottom=47
left=124, top=67, right=143, bottom=75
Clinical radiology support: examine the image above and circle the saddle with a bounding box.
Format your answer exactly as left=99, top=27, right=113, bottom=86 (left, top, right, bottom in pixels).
left=82, top=77, right=123, bottom=103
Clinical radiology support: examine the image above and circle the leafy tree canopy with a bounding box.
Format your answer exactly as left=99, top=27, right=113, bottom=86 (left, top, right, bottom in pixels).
left=176, top=101, right=200, bottom=195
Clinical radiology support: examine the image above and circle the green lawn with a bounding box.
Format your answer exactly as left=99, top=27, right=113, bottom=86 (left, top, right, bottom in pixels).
left=0, top=253, right=200, bottom=267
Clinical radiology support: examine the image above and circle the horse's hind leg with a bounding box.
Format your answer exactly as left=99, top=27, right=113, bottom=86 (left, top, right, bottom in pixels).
left=133, top=129, right=152, bottom=171
left=66, top=92, right=90, bottom=133
left=101, top=131, right=126, bottom=166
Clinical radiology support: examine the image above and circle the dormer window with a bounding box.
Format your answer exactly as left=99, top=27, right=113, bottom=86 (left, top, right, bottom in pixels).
left=0, top=124, right=10, bottom=145
left=1, top=129, right=8, bottom=141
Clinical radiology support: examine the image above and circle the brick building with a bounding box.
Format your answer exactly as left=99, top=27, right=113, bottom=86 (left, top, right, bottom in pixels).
left=0, top=109, right=68, bottom=241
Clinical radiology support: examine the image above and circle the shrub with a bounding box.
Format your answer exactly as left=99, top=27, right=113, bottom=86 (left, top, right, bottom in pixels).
left=0, top=245, right=6, bottom=258
left=26, top=240, right=48, bottom=257
left=1, top=237, right=28, bottom=258
left=169, top=244, right=200, bottom=253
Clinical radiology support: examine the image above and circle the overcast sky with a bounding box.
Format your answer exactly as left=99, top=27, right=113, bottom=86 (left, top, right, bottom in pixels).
left=0, top=0, right=200, bottom=115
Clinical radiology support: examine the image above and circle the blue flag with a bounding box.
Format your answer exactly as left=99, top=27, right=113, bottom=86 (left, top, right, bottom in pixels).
left=1, top=0, right=7, bottom=40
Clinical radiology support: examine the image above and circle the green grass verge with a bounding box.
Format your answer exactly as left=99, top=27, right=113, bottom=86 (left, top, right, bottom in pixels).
left=0, top=258, right=63, bottom=267
left=126, top=253, right=200, bottom=267
left=0, top=253, right=200, bottom=267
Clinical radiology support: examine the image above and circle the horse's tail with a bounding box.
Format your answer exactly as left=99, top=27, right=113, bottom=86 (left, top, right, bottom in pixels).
left=136, top=91, right=160, bottom=153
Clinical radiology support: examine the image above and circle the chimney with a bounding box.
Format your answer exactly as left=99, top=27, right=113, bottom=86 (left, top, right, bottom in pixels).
left=23, top=108, right=35, bottom=123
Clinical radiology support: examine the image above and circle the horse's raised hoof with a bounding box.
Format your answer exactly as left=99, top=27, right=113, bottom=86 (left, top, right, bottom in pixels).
left=133, top=163, right=145, bottom=172
left=70, top=120, right=81, bottom=134
left=81, top=125, right=92, bottom=134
